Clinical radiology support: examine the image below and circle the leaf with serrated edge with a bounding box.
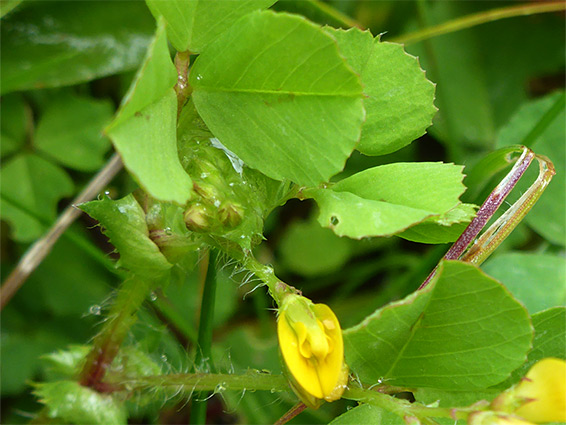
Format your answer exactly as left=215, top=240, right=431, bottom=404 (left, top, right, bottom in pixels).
left=306, top=162, right=466, bottom=239
left=80, top=194, right=172, bottom=278
left=34, top=380, right=127, bottom=425
left=398, top=203, right=477, bottom=244
left=190, top=11, right=364, bottom=186
left=506, top=307, right=566, bottom=385
left=146, top=0, right=276, bottom=53
left=325, top=27, right=436, bottom=156
left=344, top=261, right=532, bottom=389
left=482, top=253, right=566, bottom=314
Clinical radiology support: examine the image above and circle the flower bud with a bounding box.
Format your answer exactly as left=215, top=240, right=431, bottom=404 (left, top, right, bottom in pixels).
left=218, top=202, right=244, bottom=229
left=277, top=294, right=348, bottom=408
left=184, top=202, right=215, bottom=232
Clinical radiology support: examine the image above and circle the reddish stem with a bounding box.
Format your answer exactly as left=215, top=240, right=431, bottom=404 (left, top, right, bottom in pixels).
left=419, top=147, right=534, bottom=289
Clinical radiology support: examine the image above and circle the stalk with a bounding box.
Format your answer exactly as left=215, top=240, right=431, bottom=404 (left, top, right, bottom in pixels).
left=393, top=2, right=566, bottom=45
left=190, top=249, right=218, bottom=424
left=420, top=147, right=555, bottom=289
left=79, top=277, right=152, bottom=391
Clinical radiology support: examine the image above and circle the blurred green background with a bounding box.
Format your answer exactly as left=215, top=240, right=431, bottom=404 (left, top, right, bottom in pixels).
left=1, top=1, right=564, bottom=423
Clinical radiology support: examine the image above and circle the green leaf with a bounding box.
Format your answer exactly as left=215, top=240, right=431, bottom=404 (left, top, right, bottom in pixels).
left=177, top=102, right=295, bottom=251
left=106, top=19, right=192, bottom=204
left=1, top=93, right=28, bottom=157
left=42, top=345, right=91, bottom=380
left=0, top=0, right=22, bottom=17
left=482, top=252, right=566, bottom=314
left=190, top=10, right=364, bottom=186
left=1, top=332, right=47, bottom=395
left=344, top=260, right=532, bottom=389
left=278, top=220, right=352, bottom=277
left=0, top=1, right=154, bottom=94
left=325, top=27, right=436, bottom=156
left=496, top=91, right=565, bottom=246
left=330, top=403, right=405, bottom=425
left=34, top=94, right=113, bottom=171
left=34, top=380, right=127, bottom=425
left=306, top=162, right=466, bottom=238
left=507, top=307, right=566, bottom=385
left=80, top=194, right=172, bottom=278
left=146, top=0, right=277, bottom=53
left=0, top=153, right=74, bottom=242
left=107, top=17, right=177, bottom=130
left=109, top=90, right=193, bottom=204
left=28, top=237, right=111, bottom=316
left=398, top=203, right=477, bottom=244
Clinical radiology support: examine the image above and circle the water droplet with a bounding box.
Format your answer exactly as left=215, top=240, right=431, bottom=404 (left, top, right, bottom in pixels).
left=164, top=227, right=172, bottom=235
left=149, top=292, right=157, bottom=302
left=196, top=74, right=203, bottom=81
left=161, top=354, right=168, bottom=362
left=228, top=182, right=235, bottom=187
left=200, top=172, right=209, bottom=179
left=89, top=305, right=101, bottom=315
left=214, top=200, right=221, bottom=208
left=104, top=191, right=110, bottom=195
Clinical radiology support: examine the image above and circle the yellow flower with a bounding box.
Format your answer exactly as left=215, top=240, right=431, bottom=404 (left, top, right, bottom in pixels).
left=468, top=411, right=535, bottom=425
left=277, top=294, right=348, bottom=408
left=514, top=358, right=566, bottom=423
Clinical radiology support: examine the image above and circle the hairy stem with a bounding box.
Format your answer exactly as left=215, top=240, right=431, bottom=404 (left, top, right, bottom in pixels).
left=79, top=277, right=152, bottom=391
left=343, top=385, right=475, bottom=420
left=393, top=1, right=566, bottom=45
left=242, top=255, right=300, bottom=306
left=112, top=371, right=290, bottom=393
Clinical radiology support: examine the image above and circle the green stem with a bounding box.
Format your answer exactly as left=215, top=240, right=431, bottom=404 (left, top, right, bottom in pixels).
left=111, top=371, right=289, bottom=393
left=174, top=50, right=192, bottom=119
left=190, top=249, right=218, bottom=425
left=393, top=1, right=566, bottom=45
left=305, top=0, right=363, bottom=29
left=343, top=386, right=475, bottom=421
left=242, top=255, right=299, bottom=306
left=79, top=277, right=152, bottom=391
left=521, top=91, right=565, bottom=148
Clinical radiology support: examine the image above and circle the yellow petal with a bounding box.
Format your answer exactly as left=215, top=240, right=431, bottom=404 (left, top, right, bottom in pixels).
left=515, top=358, right=566, bottom=423
left=312, top=304, right=347, bottom=401
left=278, top=310, right=324, bottom=399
